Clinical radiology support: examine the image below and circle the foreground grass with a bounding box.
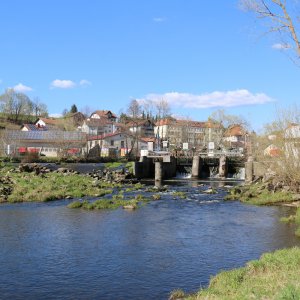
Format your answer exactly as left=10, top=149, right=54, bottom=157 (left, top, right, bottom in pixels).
left=171, top=247, right=300, bottom=300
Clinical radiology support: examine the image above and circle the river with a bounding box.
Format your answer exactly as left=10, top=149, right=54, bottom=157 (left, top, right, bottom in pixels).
left=0, top=179, right=299, bottom=299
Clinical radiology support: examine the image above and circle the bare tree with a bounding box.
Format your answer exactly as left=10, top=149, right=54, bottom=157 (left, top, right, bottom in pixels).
left=253, top=105, right=300, bottom=187
left=32, top=97, right=48, bottom=118
left=127, top=99, right=141, bottom=118
left=80, top=105, right=94, bottom=118
left=240, top=0, right=300, bottom=61
left=210, top=109, right=249, bottom=129
left=155, top=99, right=170, bottom=120
left=141, top=99, right=155, bottom=119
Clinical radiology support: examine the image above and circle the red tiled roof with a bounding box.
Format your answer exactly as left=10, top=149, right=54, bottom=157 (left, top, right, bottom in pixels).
left=225, top=125, right=246, bottom=137
left=39, top=118, right=60, bottom=125
left=91, top=110, right=117, bottom=119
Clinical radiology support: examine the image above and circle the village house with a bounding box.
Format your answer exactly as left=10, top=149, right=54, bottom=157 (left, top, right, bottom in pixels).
left=90, top=110, right=117, bottom=122
left=35, top=117, right=60, bottom=129
left=78, top=110, right=118, bottom=136
left=79, top=118, right=116, bottom=136
left=126, top=119, right=155, bottom=138
left=223, top=124, right=248, bottom=150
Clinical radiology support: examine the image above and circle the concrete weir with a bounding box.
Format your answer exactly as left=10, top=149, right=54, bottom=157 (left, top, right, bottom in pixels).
left=135, top=152, right=246, bottom=180
left=134, top=153, right=177, bottom=181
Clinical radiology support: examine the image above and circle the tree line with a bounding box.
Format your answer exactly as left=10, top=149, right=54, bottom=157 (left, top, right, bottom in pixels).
left=0, top=89, right=48, bottom=123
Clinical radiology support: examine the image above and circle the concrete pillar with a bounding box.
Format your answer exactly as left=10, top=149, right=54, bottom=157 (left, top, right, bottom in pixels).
left=139, top=156, right=147, bottom=163
left=219, top=155, right=228, bottom=178
left=245, top=156, right=253, bottom=183
left=192, top=156, right=202, bottom=178
left=155, top=161, right=163, bottom=186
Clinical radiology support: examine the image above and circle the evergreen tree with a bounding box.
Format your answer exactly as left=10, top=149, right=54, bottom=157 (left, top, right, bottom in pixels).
left=70, top=104, right=78, bottom=113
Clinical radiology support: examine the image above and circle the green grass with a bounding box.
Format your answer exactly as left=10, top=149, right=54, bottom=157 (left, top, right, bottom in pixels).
left=280, top=215, right=296, bottom=223
left=104, top=162, right=123, bottom=169
left=226, top=184, right=294, bottom=206
left=173, top=247, right=300, bottom=300
left=67, top=198, right=144, bottom=210
left=152, top=194, right=161, bottom=200
left=172, top=191, right=187, bottom=199
left=0, top=168, right=116, bottom=202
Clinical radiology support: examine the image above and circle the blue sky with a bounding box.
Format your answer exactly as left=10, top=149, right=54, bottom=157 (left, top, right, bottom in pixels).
left=0, top=0, right=299, bottom=131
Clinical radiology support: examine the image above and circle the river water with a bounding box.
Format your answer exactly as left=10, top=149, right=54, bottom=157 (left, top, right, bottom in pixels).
left=0, top=180, right=299, bottom=300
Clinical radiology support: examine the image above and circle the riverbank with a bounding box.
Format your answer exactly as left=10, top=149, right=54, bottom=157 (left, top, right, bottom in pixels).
left=171, top=247, right=300, bottom=300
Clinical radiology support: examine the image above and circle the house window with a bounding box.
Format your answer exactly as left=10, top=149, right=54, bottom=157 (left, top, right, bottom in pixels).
left=121, top=141, right=125, bottom=148
left=111, top=140, right=114, bottom=146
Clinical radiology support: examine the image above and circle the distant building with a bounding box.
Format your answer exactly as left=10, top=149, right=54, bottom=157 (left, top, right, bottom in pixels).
left=264, top=144, right=281, bottom=157
left=154, top=118, right=222, bottom=149
left=3, top=130, right=87, bottom=157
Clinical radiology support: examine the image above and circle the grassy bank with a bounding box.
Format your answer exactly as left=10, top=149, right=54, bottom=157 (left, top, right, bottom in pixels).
left=170, top=247, right=300, bottom=300
left=225, top=183, right=294, bottom=205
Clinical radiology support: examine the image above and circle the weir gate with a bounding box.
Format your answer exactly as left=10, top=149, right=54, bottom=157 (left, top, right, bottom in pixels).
left=134, top=151, right=247, bottom=184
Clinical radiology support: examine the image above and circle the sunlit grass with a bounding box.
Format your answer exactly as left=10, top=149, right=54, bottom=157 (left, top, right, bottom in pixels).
left=171, top=247, right=300, bottom=300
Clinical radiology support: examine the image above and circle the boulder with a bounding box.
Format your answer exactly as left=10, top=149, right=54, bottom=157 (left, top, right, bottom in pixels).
left=123, top=204, right=136, bottom=210
left=57, top=168, right=69, bottom=173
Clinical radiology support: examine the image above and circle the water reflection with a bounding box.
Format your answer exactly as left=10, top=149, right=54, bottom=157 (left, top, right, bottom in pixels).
left=0, top=180, right=299, bottom=300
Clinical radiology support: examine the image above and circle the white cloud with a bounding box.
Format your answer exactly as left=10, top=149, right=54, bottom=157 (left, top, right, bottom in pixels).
left=153, top=17, right=166, bottom=23
left=272, top=43, right=291, bottom=50
left=79, top=79, right=92, bottom=87
left=50, top=79, right=76, bottom=89
left=13, top=83, right=33, bottom=92
left=49, top=113, right=63, bottom=118
left=137, top=89, right=274, bottom=109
